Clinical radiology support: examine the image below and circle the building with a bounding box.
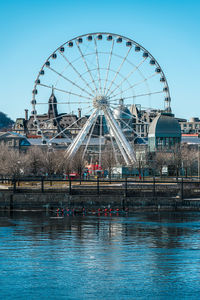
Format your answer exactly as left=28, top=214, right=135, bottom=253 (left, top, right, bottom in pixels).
left=14, top=90, right=108, bottom=139
left=178, top=117, right=200, bottom=134
left=0, top=132, right=31, bottom=151
left=14, top=90, right=188, bottom=155
left=14, top=90, right=88, bottom=138
left=129, top=104, right=165, bottom=138
left=148, top=113, right=181, bottom=152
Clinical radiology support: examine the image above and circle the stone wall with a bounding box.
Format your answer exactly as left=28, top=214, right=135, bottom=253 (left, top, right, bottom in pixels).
left=1, top=190, right=200, bottom=211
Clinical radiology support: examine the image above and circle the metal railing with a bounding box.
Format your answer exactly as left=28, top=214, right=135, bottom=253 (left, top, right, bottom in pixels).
left=1, top=175, right=200, bottom=200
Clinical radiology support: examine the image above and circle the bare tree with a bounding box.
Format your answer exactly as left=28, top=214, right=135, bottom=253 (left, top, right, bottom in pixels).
left=55, top=151, right=73, bottom=178
left=43, top=150, right=57, bottom=176
left=134, top=147, right=148, bottom=179
left=0, top=144, right=10, bottom=175
left=63, top=157, right=73, bottom=179
left=171, top=146, right=182, bottom=180
left=0, top=144, right=27, bottom=178
left=153, top=151, right=171, bottom=178
left=25, top=147, right=45, bottom=176
left=181, top=144, right=198, bottom=177
left=101, top=144, right=116, bottom=181
left=72, top=148, right=86, bottom=183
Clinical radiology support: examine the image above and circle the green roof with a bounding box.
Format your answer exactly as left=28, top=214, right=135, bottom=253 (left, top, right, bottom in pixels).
left=148, top=113, right=181, bottom=138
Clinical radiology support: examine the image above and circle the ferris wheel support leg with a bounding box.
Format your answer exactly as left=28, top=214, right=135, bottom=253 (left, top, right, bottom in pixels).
left=106, top=122, right=130, bottom=165
left=103, top=107, right=136, bottom=165
left=65, top=109, right=99, bottom=160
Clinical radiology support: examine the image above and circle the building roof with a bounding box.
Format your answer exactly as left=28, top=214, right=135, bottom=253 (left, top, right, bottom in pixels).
left=0, top=132, right=31, bottom=146
left=28, top=138, right=71, bottom=145
left=27, top=137, right=105, bottom=146
left=0, top=131, right=26, bottom=139
left=148, top=113, right=181, bottom=138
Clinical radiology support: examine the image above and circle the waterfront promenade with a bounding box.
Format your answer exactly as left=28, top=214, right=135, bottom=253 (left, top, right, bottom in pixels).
left=1, top=177, right=200, bottom=211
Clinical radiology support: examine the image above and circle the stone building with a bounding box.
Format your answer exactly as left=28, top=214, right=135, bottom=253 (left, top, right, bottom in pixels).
left=129, top=104, right=164, bottom=138
left=14, top=90, right=107, bottom=139
left=178, top=117, right=200, bottom=134
left=14, top=91, right=181, bottom=148
left=0, top=132, right=31, bottom=150
left=14, top=91, right=87, bottom=138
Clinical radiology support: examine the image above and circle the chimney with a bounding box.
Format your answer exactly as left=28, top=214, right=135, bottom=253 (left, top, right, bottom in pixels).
left=25, top=109, right=28, bottom=120
left=78, top=108, right=81, bottom=119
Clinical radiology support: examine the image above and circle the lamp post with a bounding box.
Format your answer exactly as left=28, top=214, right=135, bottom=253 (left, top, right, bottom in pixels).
left=181, top=161, right=184, bottom=179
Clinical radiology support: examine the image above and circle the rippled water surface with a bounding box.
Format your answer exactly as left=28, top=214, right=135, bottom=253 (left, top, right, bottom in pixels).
left=1, top=211, right=200, bottom=299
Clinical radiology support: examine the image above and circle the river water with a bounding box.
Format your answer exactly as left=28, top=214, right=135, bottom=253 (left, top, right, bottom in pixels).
left=0, top=211, right=200, bottom=299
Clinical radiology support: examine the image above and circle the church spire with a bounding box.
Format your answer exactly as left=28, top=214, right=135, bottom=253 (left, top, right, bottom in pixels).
left=48, top=87, right=58, bottom=119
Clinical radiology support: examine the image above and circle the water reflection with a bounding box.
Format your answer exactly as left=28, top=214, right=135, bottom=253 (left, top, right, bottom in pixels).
left=0, top=211, right=200, bottom=299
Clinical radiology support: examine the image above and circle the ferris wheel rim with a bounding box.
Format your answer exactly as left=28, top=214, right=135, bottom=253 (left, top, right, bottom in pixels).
left=32, top=32, right=170, bottom=102
left=31, top=32, right=171, bottom=165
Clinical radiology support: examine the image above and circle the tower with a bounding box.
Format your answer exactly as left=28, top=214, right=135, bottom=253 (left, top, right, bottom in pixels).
left=48, top=88, right=58, bottom=119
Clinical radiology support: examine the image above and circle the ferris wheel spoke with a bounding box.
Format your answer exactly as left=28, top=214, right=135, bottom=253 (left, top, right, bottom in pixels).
left=105, top=47, right=132, bottom=96
left=79, top=67, right=132, bottom=97
left=46, top=66, right=93, bottom=97
left=36, top=101, right=91, bottom=105
left=109, top=104, right=149, bottom=126
left=103, top=39, right=115, bottom=94
left=75, top=41, right=98, bottom=93
left=107, top=57, right=147, bottom=98
left=109, top=73, right=157, bottom=99
left=109, top=104, right=149, bottom=142
left=38, top=83, right=91, bottom=100
left=94, top=38, right=102, bottom=94
left=115, top=114, right=147, bottom=144
left=108, top=90, right=164, bottom=103
left=65, top=108, right=99, bottom=160
left=59, top=51, right=95, bottom=95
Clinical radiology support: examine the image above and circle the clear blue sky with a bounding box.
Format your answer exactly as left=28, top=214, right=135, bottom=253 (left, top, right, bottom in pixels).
left=0, top=0, right=200, bottom=121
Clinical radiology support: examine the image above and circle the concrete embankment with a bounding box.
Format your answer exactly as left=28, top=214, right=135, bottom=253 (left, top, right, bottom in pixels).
left=1, top=189, right=200, bottom=211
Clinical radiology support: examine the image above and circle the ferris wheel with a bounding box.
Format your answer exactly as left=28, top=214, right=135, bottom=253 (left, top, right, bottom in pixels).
left=31, top=32, right=171, bottom=166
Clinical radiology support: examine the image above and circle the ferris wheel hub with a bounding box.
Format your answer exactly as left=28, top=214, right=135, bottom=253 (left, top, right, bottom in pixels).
left=93, top=95, right=109, bottom=109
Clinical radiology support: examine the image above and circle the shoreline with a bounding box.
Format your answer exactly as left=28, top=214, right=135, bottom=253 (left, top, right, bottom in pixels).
left=1, top=190, right=200, bottom=212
